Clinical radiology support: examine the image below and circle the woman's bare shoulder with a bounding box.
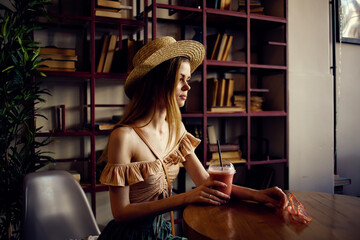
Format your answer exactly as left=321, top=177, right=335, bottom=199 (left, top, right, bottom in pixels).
left=110, top=125, right=134, bottom=140
left=108, top=125, right=136, bottom=164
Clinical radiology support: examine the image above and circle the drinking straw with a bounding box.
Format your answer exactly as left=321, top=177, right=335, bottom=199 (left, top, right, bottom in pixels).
left=216, top=140, right=223, bottom=168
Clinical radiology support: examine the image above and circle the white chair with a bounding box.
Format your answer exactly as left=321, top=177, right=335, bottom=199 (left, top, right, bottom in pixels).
left=23, top=170, right=100, bottom=240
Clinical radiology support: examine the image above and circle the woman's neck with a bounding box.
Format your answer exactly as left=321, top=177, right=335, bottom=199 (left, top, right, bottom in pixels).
left=137, top=104, right=167, bottom=132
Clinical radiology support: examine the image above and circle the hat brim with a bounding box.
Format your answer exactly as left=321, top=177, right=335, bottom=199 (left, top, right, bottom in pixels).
left=125, top=40, right=205, bottom=98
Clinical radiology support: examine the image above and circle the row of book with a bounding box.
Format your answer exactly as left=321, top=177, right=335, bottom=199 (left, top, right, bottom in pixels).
left=207, top=78, right=244, bottom=113
left=208, top=0, right=264, bottom=14
left=207, top=0, right=231, bottom=10
left=96, top=34, right=142, bottom=73
left=95, top=0, right=132, bottom=19
left=238, top=0, right=264, bottom=14
left=39, top=36, right=141, bottom=74
left=39, top=47, right=77, bottom=72
left=207, top=144, right=245, bottom=165
left=207, top=33, right=233, bottom=61
left=51, top=104, right=121, bottom=132
left=207, top=125, right=246, bottom=164
left=97, top=34, right=117, bottom=73
left=233, top=95, right=265, bottom=112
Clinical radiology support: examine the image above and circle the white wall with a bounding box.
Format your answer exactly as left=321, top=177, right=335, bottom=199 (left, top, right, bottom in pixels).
left=336, top=42, right=360, bottom=196
left=288, top=0, right=334, bottom=193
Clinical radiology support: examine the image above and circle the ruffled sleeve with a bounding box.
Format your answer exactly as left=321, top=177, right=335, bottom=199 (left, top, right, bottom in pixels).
left=179, top=132, right=201, bottom=158
left=162, top=132, right=201, bottom=165
left=99, top=160, right=163, bottom=186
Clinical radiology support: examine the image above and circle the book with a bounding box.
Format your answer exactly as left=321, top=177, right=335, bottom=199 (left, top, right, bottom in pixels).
left=102, top=34, right=117, bottom=73
left=207, top=33, right=221, bottom=60
left=207, top=125, right=217, bottom=144
left=83, top=122, right=116, bottom=131
left=238, top=0, right=262, bottom=9
left=40, top=54, right=78, bottom=61
left=208, top=106, right=245, bottom=113
left=55, top=105, right=65, bottom=132
left=207, top=78, right=218, bottom=107
left=211, top=34, right=221, bottom=60
left=216, top=78, right=226, bottom=106
left=220, top=0, right=231, bottom=10
left=250, top=96, right=264, bottom=112
left=39, top=47, right=76, bottom=56
left=224, top=0, right=231, bottom=10
left=97, top=0, right=133, bottom=10
left=95, top=8, right=122, bottom=19
left=39, top=47, right=78, bottom=71
left=221, top=34, right=233, bottom=61
left=250, top=7, right=264, bottom=14
left=41, top=59, right=75, bottom=69
left=209, top=34, right=221, bottom=60
left=214, top=0, right=220, bottom=9
left=238, top=1, right=264, bottom=14
left=96, top=33, right=110, bottom=72
left=37, top=67, right=75, bottom=72
left=210, top=150, right=242, bottom=160
left=223, top=78, right=235, bottom=106
left=206, top=158, right=246, bottom=165
left=216, top=33, right=228, bottom=61
left=233, top=95, right=246, bottom=102
left=233, top=95, right=246, bottom=109
left=220, top=0, right=225, bottom=10
left=208, top=143, right=240, bottom=152
left=95, top=124, right=116, bottom=130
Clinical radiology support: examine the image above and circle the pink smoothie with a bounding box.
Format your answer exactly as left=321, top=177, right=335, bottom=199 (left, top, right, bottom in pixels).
left=208, top=166, right=235, bottom=195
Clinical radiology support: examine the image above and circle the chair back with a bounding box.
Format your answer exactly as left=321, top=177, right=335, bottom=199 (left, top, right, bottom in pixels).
left=23, top=170, right=100, bottom=240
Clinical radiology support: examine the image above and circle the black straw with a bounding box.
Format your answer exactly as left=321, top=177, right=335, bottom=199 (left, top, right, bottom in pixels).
left=217, top=140, right=223, bottom=168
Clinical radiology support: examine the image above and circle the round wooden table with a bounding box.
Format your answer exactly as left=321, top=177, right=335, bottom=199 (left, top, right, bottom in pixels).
left=183, top=191, right=360, bottom=240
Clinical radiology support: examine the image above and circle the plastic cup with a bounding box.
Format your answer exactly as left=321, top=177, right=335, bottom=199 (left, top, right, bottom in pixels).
left=207, top=159, right=236, bottom=195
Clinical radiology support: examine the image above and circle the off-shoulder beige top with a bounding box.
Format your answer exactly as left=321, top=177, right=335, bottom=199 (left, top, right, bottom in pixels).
left=99, top=126, right=201, bottom=203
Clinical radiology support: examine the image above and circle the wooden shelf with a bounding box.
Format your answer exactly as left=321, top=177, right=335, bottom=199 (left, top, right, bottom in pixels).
left=250, top=14, right=287, bottom=23
left=151, top=0, right=288, bottom=189
left=205, top=158, right=247, bottom=166
left=41, top=70, right=93, bottom=78
left=35, top=0, right=289, bottom=218
left=155, top=3, right=203, bottom=13
left=36, top=131, right=92, bottom=137
left=34, top=0, right=148, bottom=216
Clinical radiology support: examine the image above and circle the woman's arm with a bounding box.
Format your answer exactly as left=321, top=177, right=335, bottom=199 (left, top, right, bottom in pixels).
left=231, top=185, right=288, bottom=209
left=183, top=152, right=288, bottom=209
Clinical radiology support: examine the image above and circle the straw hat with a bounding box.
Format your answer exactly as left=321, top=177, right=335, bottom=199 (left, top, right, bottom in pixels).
left=124, top=36, right=205, bottom=98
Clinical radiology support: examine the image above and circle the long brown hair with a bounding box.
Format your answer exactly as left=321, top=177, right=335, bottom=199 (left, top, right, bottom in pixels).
left=98, top=56, right=189, bottom=163
left=121, top=56, right=189, bottom=146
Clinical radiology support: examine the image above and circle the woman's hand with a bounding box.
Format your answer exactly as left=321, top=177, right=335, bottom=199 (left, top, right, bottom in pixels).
left=184, top=178, right=231, bottom=206
left=252, top=186, right=288, bottom=209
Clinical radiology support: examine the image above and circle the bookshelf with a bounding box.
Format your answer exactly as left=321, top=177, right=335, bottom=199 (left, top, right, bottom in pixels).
left=35, top=0, right=288, bottom=219
left=149, top=0, right=288, bottom=190
left=34, top=0, right=148, bottom=216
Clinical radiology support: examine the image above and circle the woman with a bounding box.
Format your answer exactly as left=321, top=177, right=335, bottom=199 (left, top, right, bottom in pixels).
left=98, top=36, right=288, bottom=239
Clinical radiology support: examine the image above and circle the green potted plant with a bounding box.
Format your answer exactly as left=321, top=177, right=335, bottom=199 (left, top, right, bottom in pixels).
left=0, top=0, right=53, bottom=239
